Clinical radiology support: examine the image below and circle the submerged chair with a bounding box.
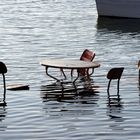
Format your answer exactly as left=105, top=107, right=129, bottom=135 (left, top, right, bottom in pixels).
left=71, top=49, right=96, bottom=77
left=107, top=67, right=124, bottom=95
left=0, top=62, right=7, bottom=102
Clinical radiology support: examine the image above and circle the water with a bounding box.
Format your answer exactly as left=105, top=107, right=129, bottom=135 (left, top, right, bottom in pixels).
left=0, top=0, right=140, bottom=139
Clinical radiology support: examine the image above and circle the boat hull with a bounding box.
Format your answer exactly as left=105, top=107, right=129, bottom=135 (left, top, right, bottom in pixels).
left=95, top=0, right=140, bottom=18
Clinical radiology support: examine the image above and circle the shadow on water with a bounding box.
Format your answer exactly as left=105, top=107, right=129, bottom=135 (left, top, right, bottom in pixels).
left=97, top=17, right=140, bottom=33
left=40, top=78, right=100, bottom=104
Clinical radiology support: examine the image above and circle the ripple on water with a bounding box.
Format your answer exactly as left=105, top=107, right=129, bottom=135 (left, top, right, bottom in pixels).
left=0, top=0, right=140, bottom=139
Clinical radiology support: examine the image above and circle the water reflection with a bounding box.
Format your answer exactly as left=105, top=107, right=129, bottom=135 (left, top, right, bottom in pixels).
left=40, top=80, right=100, bottom=117
left=137, top=77, right=140, bottom=102
left=40, top=79, right=100, bottom=104
left=106, top=94, right=125, bottom=131
left=0, top=106, right=7, bottom=131
left=40, top=82, right=76, bottom=102
left=97, top=17, right=140, bottom=33
left=107, top=95, right=123, bottom=121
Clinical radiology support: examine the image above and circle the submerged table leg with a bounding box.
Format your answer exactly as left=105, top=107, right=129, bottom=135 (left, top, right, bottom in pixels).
left=73, top=69, right=80, bottom=83
left=72, top=68, right=89, bottom=83
left=45, top=67, right=60, bottom=82
left=85, top=68, right=91, bottom=79
left=88, top=68, right=94, bottom=76
left=60, top=68, right=67, bottom=79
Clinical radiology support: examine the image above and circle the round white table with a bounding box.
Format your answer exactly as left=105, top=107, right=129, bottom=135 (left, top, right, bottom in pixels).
left=40, top=59, right=100, bottom=82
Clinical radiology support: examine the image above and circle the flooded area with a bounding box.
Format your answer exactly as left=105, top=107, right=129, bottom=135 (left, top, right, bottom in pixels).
left=0, top=0, right=140, bottom=139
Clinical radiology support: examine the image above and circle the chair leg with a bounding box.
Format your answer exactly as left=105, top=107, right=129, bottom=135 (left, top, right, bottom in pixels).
left=139, top=69, right=140, bottom=87
left=2, top=74, right=6, bottom=101
left=71, top=69, right=74, bottom=77
left=107, top=79, right=111, bottom=94
left=117, top=79, right=120, bottom=95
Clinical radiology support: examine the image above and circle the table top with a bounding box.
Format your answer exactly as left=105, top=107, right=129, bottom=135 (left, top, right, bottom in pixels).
left=40, top=59, right=100, bottom=69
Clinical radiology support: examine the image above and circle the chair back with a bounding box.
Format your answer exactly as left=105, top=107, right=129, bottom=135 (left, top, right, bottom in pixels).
left=0, top=62, right=7, bottom=74
left=107, top=67, right=124, bottom=80
left=80, top=49, right=95, bottom=62
left=138, top=60, right=140, bottom=69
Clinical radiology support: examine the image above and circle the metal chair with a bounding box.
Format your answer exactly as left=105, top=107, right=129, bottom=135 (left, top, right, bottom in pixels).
left=107, top=67, right=124, bottom=95
left=71, top=49, right=96, bottom=77
left=0, top=62, right=7, bottom=103
left=138, top=60, right=140, bottom=79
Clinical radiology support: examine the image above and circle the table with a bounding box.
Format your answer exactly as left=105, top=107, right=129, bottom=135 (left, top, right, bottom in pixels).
left=40, top=59, right=100, bottom=83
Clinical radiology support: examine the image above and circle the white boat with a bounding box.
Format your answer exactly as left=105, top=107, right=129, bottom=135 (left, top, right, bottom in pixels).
left=95, top=0, right=140, bottom=18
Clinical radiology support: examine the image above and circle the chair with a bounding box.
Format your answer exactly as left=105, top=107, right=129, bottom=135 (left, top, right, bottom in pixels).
left=138, top=60, right=140, bottom=79
left=0, top=62, right=7, bottom=102
left=71, top=49, right=96, bottom=77
left=107, top=67, right=124, bottom=95
left=80, top=49, right=95, bottom=61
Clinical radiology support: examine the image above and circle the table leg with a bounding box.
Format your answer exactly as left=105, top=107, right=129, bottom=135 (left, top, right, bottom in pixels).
left=86, top=68, right=90, bottom=79
left=73, top=69, right=80, bottom=83
left=45, top=67, right=60, bottom=82
left=88, top=68, right=94, bottom=76
left=45, top=67, right=87, bottom=83
left=60, top=68, right=67, bottom=79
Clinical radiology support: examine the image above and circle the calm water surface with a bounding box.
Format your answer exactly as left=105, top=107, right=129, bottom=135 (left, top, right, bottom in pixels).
left=0, top=0, right=140, bottom=139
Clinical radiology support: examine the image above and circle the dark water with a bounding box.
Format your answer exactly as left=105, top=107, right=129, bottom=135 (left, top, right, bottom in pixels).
left=0, top=0, right=140, bottom=139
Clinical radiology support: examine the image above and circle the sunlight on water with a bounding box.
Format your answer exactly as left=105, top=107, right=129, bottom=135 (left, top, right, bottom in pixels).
left=0, top=0, right=140, bottom=139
